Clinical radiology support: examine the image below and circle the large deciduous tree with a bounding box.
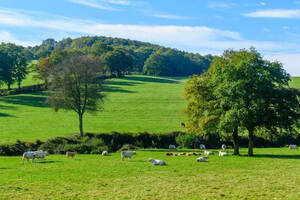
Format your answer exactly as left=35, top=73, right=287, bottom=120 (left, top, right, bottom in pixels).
left=185, top=48, right=300, bottom=156
left=48, top=52, right=105, bottom=137
left=103, top=49, right=132, bottom=77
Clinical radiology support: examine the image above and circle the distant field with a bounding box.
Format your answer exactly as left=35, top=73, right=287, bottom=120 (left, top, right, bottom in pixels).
left=0, top=75, right=186, bottom=144
left=290, top=77, right=300, bottom=88
left=0, top=148, right=299, bottom=199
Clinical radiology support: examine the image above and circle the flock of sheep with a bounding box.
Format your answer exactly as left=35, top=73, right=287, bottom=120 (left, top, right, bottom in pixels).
left=21, top=144, right=298, bottom=165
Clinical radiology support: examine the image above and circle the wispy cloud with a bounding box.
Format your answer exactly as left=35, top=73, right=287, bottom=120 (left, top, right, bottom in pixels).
left=244, top=9, right=300, bottom=19
left=147, top=13, right=190, bottom=20
left=208, top=2, right=235, bottom=9
left=102, top=0, right=132, bottom=6
left=260, top=2, right=266, bottom=6
left=0, top=30, right=38, bottom=46
left=68, top=0, right=117, bottom=10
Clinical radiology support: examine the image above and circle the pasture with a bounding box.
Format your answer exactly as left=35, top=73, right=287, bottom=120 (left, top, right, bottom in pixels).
left=0, top=75, right=299, bottom=144
left=0, top=75, right=186, bottom=144
left=0, top=148, right=299, bottom=199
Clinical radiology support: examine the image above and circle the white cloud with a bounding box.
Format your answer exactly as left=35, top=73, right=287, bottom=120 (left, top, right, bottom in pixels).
left=263, top=28, right=271, bottom=32
left=0, top=31, right=38, bottom=46
left=0, top=8, right=299, bottom=75
left=208, top=2, right=235, bottom=9
left=102, top=0, right=132, bottom=6
left=283, top=26, right=290, bottom=30
left=147, top=14, right=190, bottom=20
left=67, top=0, right=116, bottom=10
left=264, top=53, right=300, bottom=76
left=260, top=2, right=266, bottom=6
left=244, top=9, right=300, bottom=19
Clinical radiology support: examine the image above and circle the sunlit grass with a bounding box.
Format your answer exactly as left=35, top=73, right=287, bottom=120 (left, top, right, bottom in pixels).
left=0, top=148, right=299, bottom=199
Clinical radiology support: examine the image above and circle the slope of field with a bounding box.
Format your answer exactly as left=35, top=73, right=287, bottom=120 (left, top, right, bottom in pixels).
left=0, top=75, right=186, bottom=144
left=290, top=77, right=300, bottom=88
left=0, top=148, right=300, bottom=199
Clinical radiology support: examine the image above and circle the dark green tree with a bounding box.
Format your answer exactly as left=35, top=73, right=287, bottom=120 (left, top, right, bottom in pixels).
left=103, top=49, right=132, bottom=77
left=48, top=52, right=105, bottom=137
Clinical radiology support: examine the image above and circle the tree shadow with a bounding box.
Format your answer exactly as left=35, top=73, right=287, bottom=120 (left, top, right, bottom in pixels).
left=0, top=92, right=49, bottom=108
left=242, top=154, right=300, bottom=159
left=0, top=113, right=14, bottom=117
left=34, top=160, right=62, bottom=164
left=125, top=76, right=179, bottom=84
left=104, top=80, right=143, bottom=87
left=103, top=85, right=136, bottom=93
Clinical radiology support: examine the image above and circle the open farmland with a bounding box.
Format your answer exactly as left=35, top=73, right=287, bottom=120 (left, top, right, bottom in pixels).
left=0, top=75, right=187, bottom=144
left=0, top=148, right=299, bottom=199
left=0, top=75, right=299, bottom=144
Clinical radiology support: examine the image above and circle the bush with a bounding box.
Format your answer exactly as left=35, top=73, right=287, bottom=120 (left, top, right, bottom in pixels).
left=176, top=133, right=200, bottom=149
left=118, top=144, right=138, bottom=151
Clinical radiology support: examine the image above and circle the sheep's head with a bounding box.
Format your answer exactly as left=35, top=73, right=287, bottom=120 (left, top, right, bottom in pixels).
left=148, top=158, right=154, bottom=162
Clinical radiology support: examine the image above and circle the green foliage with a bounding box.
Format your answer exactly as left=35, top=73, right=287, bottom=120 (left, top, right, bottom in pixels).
left=103, top=49, right=133, bottom=77
left=176, top=133, right=200, bottom=148
left=185, top=48, right=300, bottom=156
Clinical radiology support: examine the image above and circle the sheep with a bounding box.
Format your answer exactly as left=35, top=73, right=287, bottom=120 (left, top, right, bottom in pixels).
left=22, top=151, right=48, bottom=163
left=148, top=158, right=166, bottom=166
left=197, top=157, right=208, bottom=162
left=66, top=151, right=76, bottom=159
left=289, top=144, right=298, bottom=150
left=166, top=152, right=173, bottom=156
left=199, top=144, right=206, bottom=150
left=102, top=151, right=109, bottom=156
left=168, top=145, right=176, bottom=150
left=221, top=144, right=227, bottom=150
left=219, top=151, right=228, bottom=156
left=181, top=122, right=186, bottom=128
left=121, top=151, right=136, bottom=161
left=204, top=150, right=214, bottom=156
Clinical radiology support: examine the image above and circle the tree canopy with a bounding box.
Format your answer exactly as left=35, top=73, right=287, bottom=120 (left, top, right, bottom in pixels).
left=185, top=48, right=300, bottom=156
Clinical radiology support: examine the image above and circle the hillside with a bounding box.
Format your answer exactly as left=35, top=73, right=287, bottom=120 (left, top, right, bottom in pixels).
left=0, top=75, right=186, bottom=144
left=0, top=75, right=299, bottom=144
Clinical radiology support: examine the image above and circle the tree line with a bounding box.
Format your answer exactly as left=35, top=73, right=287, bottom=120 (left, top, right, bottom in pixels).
left=30, top=36, right=213, bottom=77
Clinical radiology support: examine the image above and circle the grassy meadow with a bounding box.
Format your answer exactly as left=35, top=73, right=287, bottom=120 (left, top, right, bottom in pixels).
left=0, top=75, right=299, bottom=144
left=0, top=75, right=187, bottom=144
left=0, top=148, right=299, bottom=199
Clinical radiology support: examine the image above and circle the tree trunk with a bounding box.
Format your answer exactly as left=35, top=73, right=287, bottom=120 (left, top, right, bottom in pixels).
left=7, top=84, right=11, bottom=90
left=18, top=81, right=21, bottom=90
left=79, top=114, right=84, bottom=137
left=232, top=126, right=240, bottom=155
left=248, top=128, right=254, bottom=156
left=45, top=79, right=48, bottom=89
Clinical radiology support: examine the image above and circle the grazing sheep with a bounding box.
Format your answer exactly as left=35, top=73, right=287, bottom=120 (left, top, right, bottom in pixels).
left=22, top=151, right=48, bottom=163
left=289, top=144, right=298, bottom=150
left=148, top=158, right=166, bottom=166
left=199, top=144, right=206, bottom=150
left=221, top=144, right=227, bottom=150
left=102, top=151, right=109, bottom=156
left=168, top=145, right=176, bottom=150
left=66, top=151, right=76, bottom=159
left=197, top=157, right=208, bottom=162
left=121, top=151, right=136, bottom=161
left=219, top=151, right=228, bottom=156
left=204, top=150, right=214, bottom=156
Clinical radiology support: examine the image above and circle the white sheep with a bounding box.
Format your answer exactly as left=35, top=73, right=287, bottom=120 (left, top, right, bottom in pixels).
left=148, top=158, right=166, bottom=166
left=121, top=151, right=136, bottom=161
left=289, top=144, right=298, bottom=150
left=204, top=150, right=214, bottom=156
left=102, top=151, right=109, bottom=156
left=168, top=145, right=176, bottom=150
left=199, top=144, right=206, bottom=150
left=219, top=151, right=228, bottom=156
left=196, top=156, right=208, bottom=162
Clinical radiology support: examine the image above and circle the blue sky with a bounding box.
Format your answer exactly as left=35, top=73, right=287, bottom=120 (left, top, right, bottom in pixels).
left=0, top=0, right=299, bottom=75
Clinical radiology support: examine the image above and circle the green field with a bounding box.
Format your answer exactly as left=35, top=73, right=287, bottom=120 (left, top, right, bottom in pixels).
left=0, top=148, right=299, bottom=199
left=290, top=77, right=300, bottom=88
left=0, top=75, right=186, bottom=144
left=0, top=75, right=299, bottom=144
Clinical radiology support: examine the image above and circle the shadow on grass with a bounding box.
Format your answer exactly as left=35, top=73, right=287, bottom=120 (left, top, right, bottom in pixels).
left=104, top=80, right=143, bottom=87
left=250, top=154, right=300, bottom=159
left=103, top=85, right=136, bottom=93
left=35, top=160, right=62, bottom=164
left=125, top=76, right=179, bottom=84
left=0, top=113, right=14, bottom=117
left=0, top=92, right=48, bottom=108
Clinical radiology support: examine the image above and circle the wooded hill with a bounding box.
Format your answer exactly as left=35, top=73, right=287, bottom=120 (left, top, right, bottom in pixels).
left=29, top=36, right=214, bottom=76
